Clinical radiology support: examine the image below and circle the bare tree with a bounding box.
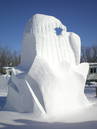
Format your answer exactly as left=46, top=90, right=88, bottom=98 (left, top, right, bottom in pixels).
left=0, top=46, right=21, bottom=67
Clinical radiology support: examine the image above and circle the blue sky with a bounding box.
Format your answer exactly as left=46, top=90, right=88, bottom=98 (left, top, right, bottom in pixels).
left=0, top=0, right=97, bottom=52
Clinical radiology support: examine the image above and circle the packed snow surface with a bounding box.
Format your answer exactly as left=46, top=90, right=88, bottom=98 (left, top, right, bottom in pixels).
left=0, top=91, right=97, bottom=129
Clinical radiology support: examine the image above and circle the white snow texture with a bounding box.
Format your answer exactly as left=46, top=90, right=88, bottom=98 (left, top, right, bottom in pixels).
left=4, top=14, right=89, bottom=119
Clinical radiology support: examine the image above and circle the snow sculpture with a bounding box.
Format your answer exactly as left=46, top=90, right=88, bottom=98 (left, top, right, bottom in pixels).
left=4, top=14, right=89, bottom=118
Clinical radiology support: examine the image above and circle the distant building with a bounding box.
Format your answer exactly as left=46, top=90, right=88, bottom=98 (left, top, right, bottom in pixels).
left=87, top=63, right=97, bottom=82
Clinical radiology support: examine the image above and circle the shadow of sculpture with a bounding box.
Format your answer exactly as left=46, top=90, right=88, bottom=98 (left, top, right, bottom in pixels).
left=0, top=119, right=97, bottom=129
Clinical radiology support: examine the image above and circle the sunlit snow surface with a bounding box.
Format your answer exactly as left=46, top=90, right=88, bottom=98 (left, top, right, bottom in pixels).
left=3, top=14, right=92, bottom=120
left=0, top=87, right=97, bottom=129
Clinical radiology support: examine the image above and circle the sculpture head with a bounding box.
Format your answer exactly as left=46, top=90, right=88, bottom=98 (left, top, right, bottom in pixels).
left=21, top=14, right=81, bottom=70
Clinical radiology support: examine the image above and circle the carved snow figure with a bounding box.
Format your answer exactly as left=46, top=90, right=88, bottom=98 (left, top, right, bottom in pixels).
left=4, top=14, right=89, bottom=118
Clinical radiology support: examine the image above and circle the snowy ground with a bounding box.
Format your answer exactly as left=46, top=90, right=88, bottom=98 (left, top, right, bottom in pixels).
left=0, top=87, right=97, bottom=129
